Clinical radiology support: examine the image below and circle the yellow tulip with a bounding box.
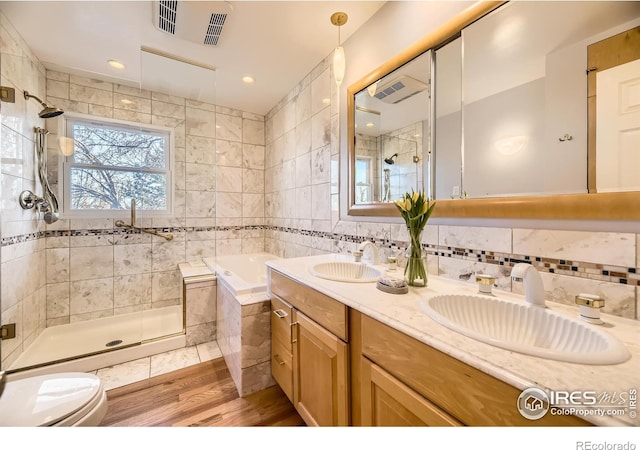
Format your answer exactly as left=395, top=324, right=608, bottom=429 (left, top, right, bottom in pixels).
left=404, top=198, right=412, bottom=211
left=395, top=199, right=406, bottom=211
left=422, top=201, right=430, bottom=215
left=412, top=191, right=419, bottom=203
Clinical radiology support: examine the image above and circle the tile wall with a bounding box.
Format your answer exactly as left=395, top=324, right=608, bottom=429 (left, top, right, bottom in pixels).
left=264, top=54, right=640, bottom=322
left=40, top=70, right=264, bottom=328
left=0, top=10, right=266, bottom=369
left=264, top=57, right=338, bottom=258
left=0, top=11, right=48, bottom=369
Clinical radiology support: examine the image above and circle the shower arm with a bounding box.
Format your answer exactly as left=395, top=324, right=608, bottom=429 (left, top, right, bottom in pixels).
left=115, top=199, right=174, bottom=241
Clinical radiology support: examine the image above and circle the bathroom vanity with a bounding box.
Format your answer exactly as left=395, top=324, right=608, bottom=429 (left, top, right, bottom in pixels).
left=266, top=254, right=640, bottom=427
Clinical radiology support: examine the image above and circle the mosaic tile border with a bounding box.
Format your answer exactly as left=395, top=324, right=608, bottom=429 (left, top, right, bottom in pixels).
left=2, top=226, right=638, bottom=286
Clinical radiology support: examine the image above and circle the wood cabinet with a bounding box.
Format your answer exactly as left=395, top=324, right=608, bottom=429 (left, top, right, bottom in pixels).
left=361, top=357, right=461, bottom=426
left=356, top=312, right=590, bottom=426
left=269, top=269, right=591, bottom=427
left=292, top=310, right=349, bottom=426
left=270, top=295, right=293, bottom=402
left=270, top=270, right=349, bottom=426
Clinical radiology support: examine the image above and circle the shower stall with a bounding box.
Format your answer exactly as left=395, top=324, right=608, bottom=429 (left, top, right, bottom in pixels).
left=0, top=43, right=216, bottom=374
left=379, top=133, right=423, bottom=202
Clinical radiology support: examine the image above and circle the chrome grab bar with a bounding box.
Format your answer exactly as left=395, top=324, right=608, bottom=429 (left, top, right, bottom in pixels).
left=115, top=199, right=173, bottom=241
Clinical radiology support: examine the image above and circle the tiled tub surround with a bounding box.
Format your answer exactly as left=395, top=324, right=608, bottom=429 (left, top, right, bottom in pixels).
left=181, top=264, right=217, bottom=347
left=216, top=281, right=274, bottom=397
left=212, top=253, right=280, bottom=396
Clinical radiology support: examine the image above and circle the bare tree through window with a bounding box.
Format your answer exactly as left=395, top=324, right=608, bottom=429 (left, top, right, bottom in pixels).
left=67, top=120, right=170, bottom=211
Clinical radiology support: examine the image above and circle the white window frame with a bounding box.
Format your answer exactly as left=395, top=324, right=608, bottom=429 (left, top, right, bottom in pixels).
left=355, top=155, right=373, bottom=203
left=59, top=113, right=174, bottom=220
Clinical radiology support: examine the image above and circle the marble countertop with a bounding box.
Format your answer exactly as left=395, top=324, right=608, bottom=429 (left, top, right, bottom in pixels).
left=266, top=253, right=640, bottom=427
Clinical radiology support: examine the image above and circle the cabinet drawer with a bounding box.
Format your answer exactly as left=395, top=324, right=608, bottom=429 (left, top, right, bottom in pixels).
left=360, top=314, right=589, bottom=426
left=270, top=270, right=348, bottom=341
left=271, top=338, right=293, bottom=402
left=271, top=295, right=293, bottom=351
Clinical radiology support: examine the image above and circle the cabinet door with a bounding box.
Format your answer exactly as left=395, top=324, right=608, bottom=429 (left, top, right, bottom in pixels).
left=361, top=358, right=461, bottom=426
left=292, top=310, right=349, bottom=426
left=271, top=296, right=294, bottom=402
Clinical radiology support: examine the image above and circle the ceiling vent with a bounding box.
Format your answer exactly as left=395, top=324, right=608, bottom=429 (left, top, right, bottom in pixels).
left=153, top=1, right=233, bottom=47
left=373, top=75, right=428, bottom=104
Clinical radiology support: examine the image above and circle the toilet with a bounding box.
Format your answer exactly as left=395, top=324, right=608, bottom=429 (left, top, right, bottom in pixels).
left=0, top=372, right=108, bottom=426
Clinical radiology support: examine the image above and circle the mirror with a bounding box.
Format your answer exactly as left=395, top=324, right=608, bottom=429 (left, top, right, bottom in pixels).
left=353, top=50, right=431, bottom=204
left=434, top=36, right=462, bottom=200
left=347, top=1, right=640, bottom=219
left=460, top=1, right=639, bottom=199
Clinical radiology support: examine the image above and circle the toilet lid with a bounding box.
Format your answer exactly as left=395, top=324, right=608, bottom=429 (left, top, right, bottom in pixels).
left=0, top=372, right=102, bottom=426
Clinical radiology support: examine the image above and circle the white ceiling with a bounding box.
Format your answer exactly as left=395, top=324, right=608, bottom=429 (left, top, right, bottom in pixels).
left=0, top=1, right=386, bottom=115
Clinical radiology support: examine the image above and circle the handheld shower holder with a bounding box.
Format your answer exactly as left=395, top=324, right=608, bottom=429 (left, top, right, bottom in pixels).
left=19, top=190, right=42, bottom=210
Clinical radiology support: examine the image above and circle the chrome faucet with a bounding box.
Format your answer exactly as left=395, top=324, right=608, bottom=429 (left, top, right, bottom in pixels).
left=511, top=263, right=546, bottom=308
left=358, top=241, right=381, bottom=265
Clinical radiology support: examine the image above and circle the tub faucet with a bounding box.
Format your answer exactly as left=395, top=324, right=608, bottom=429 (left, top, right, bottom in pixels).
left=511, top=263, right=546, bottom=308
left=358, top=241, right=381, bottom=265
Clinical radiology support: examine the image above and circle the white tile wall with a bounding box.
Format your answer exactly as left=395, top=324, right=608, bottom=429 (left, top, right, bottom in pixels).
left=0, top=10, right=49, bottom=368
left=0, top=10, right=267, bottom=368
left=263, top=42, right=640, bottom=322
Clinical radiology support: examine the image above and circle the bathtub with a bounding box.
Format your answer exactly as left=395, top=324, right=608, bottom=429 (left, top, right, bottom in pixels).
left=203, top=252, right=280, bottom=299
left=202, top=252, right=280, bottom=396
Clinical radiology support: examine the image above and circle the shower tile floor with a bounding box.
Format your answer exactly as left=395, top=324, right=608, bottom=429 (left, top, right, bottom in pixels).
left=91, top=340, right=223, bottom=391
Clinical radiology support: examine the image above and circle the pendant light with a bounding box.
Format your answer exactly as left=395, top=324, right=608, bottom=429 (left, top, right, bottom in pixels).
left=331, top=12, right=348, bottom=86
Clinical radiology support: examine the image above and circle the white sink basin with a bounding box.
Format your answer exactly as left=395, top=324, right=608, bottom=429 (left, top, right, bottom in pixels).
left=309, top=261, right=382, bottom=283
left=419, top=294, right=630, bottom=365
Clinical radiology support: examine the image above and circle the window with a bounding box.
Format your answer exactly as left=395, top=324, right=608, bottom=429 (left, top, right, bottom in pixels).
left=62, top=116, right=173, bottom=217
left=355, top=156, right=373, bottom=203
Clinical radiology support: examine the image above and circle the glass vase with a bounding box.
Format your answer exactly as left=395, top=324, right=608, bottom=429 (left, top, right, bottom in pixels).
left=404, top=229, right=427, bottom=287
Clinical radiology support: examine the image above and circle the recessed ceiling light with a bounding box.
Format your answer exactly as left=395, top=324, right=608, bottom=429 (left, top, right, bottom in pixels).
left=366, top=122, right=374, bottom=128
left=120, top=99, right=133, bottom=105
left=322, top=98, right=330, bottom=105
left=242, top=75, right=255, bottom=84
left=108, top=60, right=125, bottom=70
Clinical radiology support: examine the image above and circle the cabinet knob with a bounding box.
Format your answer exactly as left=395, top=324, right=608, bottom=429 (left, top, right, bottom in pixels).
left=273, top=354, right=285, bottom=366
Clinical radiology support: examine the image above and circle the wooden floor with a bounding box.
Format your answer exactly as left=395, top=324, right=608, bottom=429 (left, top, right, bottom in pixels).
left=100, top=357, right=305, bottom=426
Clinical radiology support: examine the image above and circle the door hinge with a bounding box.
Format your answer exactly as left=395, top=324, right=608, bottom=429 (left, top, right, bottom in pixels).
left=0, top=323, right=16, bottom=340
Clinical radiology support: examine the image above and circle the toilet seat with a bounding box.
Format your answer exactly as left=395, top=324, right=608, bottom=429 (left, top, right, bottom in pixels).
left=0, top=372, right=108, bottom=426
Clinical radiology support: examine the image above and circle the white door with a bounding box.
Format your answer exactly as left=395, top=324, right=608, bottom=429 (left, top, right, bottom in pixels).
left=596, top=58, right=640, bottom=192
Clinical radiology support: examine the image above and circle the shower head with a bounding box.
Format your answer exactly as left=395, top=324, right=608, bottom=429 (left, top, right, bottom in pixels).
left=24, top=91, right=64, bottom=118
left=43, top=208, right=59, bottom=224
left=384, top=153, right=398, bottom=165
